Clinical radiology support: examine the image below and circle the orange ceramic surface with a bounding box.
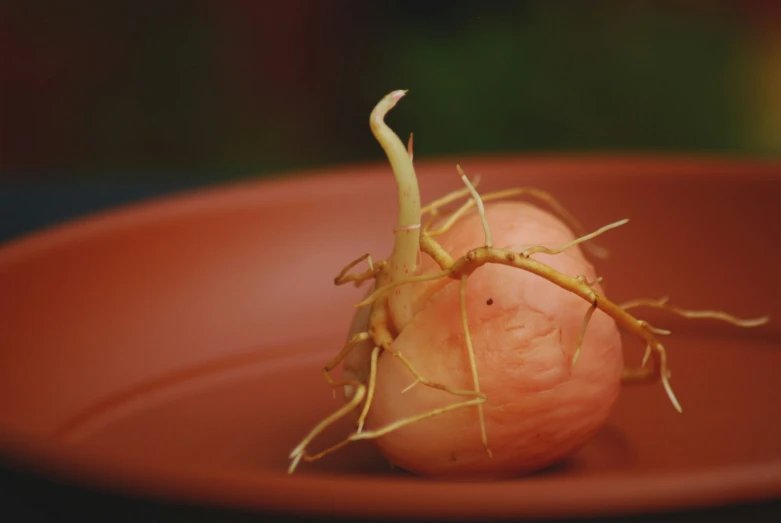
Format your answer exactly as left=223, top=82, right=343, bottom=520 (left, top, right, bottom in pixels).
left=0, top=156, right=779, bottom=520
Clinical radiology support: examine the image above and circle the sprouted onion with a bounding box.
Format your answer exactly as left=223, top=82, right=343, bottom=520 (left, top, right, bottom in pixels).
left=288, top=90, right=769, bottom=479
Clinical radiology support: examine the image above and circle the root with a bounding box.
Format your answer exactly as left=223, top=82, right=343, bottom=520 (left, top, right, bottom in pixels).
left=425, top=181, right=610, bottom=260
left=401, top=378, right=420, bottom=393
left=457, top=165, right=493, bottom=248
left=289, top=274, right=484, bottom=469
left=460, top=274, right=491, bottom=456
left=573, top=303, right=597, bottom=368
left=522, top=218, right=628, bottom=258
left=298, top=395, right=488, bottom=467
left=289, top=328, right=487, bottom=470
left=349, top=396, right=487, bottom=442
left=322, top=332, right=371, bottom=378
left=641, top=342, right=653, bottom=367
left=288, top=378, right=367, bottom=473
left=419, top=231, right=455, bottom=270
left=356, top=269, right=454, bottom=308
left=620, top=296, right=769, bottom=328
left=420, top=178, right=480, bottom=216
left=356, top=346, right=381, bottom=433
left=368, top=272, right=483, bottom=400
left=385, top=346, right=487, bottom=400
left=661, top=370, right=682, bottom=413
left=334, top=253, right=383, bottom=287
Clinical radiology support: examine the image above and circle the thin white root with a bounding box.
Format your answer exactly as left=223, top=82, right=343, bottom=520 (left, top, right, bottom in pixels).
left=288, top=381, right=367, bottom=473
left=334, top=253, right=382, bottom=287
left=357, top=346, right=381, bottom=433
left=289, top=451, right=303, bottom=473
left=293, top=341, right=486, bottom=466
left=349, top=397, right=488, bottom=442
left=386, top=347, right=487, bottom=399
left=457, top=165, right=493, bottom=248
left=460, top=275, right=491, bottom=457
left=401, top=378, right=420, bottom=393
left=425, top=185, right=610, bottom=260
left=355, top=269, right=453, bottom=308
left=322, top=331, right=371, bottom=378
left=621, top=297, right=770, bottom=328
left=641, top=343, right=652, bottom=367
left=296, top=395, right=489, bottom=466
left=522, top=218, right=629, bottom=258
left=662, top=373, right=683, bottom=414
left=420, top=178, right=481, bottom=216
left=638, top=320, right=671, bottom=336
left=573, top=303, right=597, bottom=368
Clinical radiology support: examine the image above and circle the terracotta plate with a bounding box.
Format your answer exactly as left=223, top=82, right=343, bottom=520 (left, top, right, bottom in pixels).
left=0, top=157, right=779, bottom=520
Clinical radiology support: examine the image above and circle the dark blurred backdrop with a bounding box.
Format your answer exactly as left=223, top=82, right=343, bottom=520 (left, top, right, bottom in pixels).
left=3, top=0, right=781, bottom=179
left=1, top=0, right=780, bottom=236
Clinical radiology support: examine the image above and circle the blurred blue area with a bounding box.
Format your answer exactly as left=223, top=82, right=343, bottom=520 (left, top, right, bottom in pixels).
left=0, top=184, right=197, bottom=244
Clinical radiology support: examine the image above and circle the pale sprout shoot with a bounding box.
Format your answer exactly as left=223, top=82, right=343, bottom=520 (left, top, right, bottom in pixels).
left=288, top=90, right=770, bottom=477
left=370, top=90, right=421, bottom=330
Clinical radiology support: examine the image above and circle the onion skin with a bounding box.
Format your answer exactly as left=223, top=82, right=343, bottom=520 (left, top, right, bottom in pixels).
left=348, top=201, right=623, bottom=479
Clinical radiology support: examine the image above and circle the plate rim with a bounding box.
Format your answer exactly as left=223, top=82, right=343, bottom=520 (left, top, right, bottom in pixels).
left=1, top=154, right=780, bottom=519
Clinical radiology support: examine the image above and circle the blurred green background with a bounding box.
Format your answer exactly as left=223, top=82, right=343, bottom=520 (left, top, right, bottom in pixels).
left=2, top=0, right=780, bottom=182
